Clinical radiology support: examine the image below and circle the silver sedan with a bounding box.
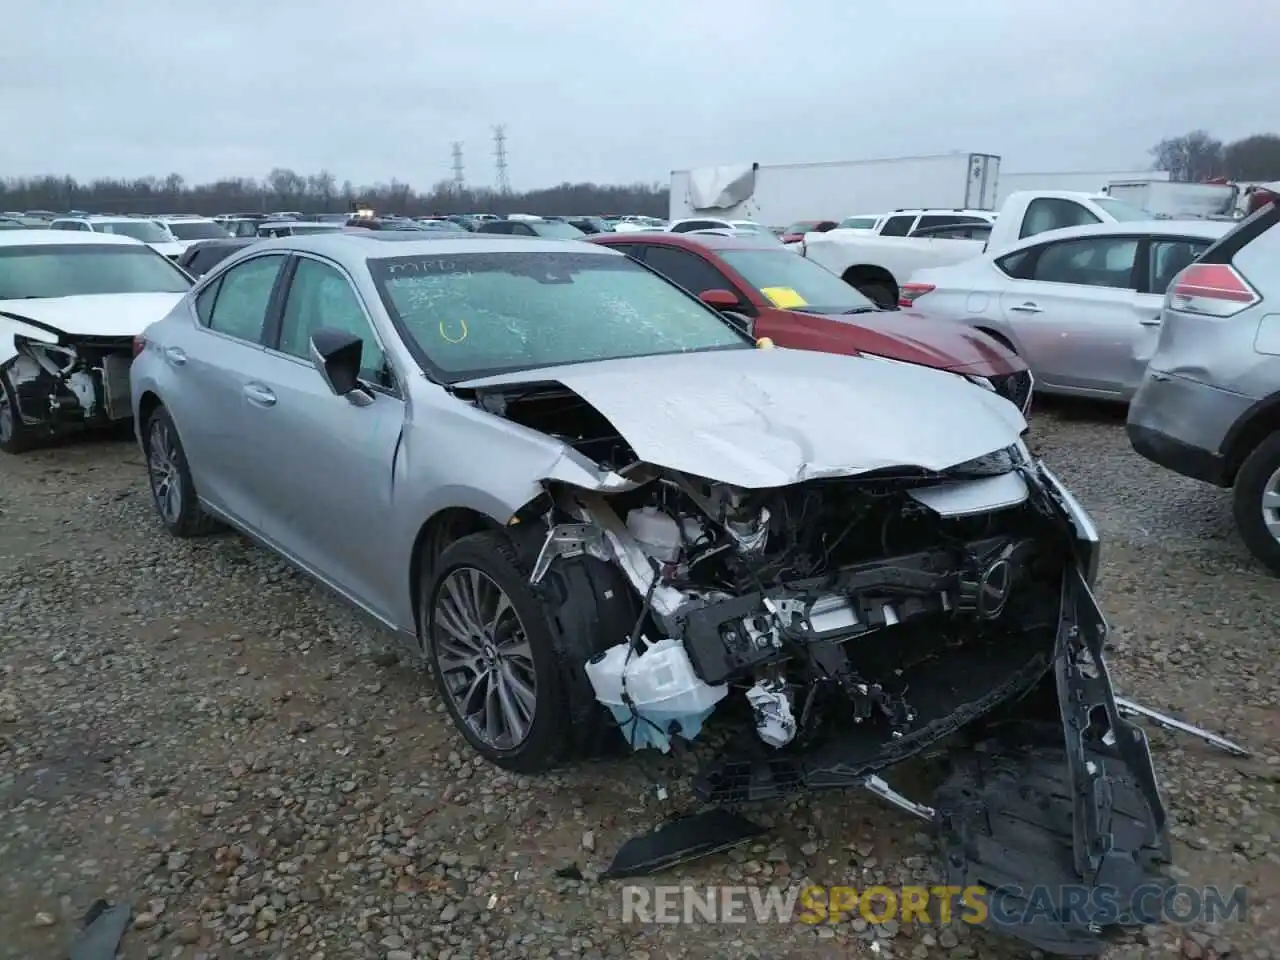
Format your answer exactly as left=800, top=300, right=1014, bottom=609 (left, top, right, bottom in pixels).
left=902, top=219, right=1232, bottom=400
left=130, top=232, right=1035, bottom=773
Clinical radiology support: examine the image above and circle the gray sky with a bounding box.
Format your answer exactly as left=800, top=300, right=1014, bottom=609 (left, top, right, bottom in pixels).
left=6, top=0, right=1274, bottom=191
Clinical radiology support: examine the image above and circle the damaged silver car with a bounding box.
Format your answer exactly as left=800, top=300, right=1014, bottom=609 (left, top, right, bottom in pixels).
left=131, top=234, right=1245, bottom=955
left=0, top=231, right=193, bottom=453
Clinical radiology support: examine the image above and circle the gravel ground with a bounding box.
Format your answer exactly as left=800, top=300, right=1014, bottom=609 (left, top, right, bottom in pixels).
left=2, top=402, right=1278, bottom=960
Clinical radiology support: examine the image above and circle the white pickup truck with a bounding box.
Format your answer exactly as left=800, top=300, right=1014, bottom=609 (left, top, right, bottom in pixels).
left=802, top=190, right=1150, bottom=307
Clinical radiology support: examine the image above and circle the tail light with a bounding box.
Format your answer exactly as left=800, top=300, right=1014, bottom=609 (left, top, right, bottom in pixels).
left=898, top=282, right=935, bottom=308
left=1168, top=263, right=1260, bottom=318
left=132, top=335, right=147, bottom=358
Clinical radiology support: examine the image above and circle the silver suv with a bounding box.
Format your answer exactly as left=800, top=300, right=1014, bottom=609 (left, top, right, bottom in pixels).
left=1127, top=201, right=1280, bottom=573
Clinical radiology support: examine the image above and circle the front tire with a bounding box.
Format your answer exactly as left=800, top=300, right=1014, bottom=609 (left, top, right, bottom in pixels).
left=422, top=531, right=621, bottom=773
left=143, top=406, right=221, bottom=538
left=0, top=365, right=36, bottom=454
left=1232, top=431, right=1280, bottom=575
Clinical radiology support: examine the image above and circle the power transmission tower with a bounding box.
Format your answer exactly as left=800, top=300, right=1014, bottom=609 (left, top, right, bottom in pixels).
left=492, top=125, right=510, bottom=194
left=450, top=142, right=465, bottom=190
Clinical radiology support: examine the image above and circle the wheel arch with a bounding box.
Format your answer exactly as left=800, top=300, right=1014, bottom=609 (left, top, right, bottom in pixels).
left=1222, top=392, right=1280, bottom=485
left=408, top=486, right=554, bottom=636
left=840, top=264, right=899, bottom=301
left=137, top=390, right=164, bottom=437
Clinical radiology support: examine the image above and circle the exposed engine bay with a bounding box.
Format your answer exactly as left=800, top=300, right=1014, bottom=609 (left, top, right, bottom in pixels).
left=530, top=444, right=1074, bottom=781
left=3, top=332, right=134, bottom=437
left=463, top=379, right=1248, bottom=955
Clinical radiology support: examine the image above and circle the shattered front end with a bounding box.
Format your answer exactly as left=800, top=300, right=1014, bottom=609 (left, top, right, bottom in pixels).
left=5, top=333, right=134, bottom=439
left=530, top=442, right=1172, bottom=954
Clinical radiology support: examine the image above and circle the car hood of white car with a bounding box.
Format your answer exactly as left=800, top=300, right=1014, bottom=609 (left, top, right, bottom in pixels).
left=0, top=292, right=187, bottom=363
left=454, top=346, right=1027, bottom=489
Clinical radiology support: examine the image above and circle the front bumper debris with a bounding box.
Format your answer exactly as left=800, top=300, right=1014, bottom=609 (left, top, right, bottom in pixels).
left=602, top=563, right=1248, bottom=955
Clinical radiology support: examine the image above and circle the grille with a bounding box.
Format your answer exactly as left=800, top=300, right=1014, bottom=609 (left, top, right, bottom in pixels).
left=989, top=370, right=1034, bottom=414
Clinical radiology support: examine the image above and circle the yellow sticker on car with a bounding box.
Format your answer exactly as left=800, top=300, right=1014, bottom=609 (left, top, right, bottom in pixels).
left=760, top=286, right=808, bottom=309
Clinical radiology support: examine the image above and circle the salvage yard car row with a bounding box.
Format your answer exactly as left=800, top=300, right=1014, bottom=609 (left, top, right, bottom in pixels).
left=1, top=212, right=1268, bottom=953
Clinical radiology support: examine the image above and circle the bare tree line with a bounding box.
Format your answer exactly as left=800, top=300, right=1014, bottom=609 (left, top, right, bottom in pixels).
left=0, top=168, right=671, bottom=218
left=1148, top=131, right=1280, bottom=183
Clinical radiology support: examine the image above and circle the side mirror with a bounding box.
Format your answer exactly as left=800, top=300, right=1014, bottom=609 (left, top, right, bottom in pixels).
left=309, top=327, right=369, bottom=401
left=699, top=288, right=740, bottom=309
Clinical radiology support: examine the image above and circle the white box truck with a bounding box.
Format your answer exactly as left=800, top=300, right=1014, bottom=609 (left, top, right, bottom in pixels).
left=669, top=153, right=1001, bottom=227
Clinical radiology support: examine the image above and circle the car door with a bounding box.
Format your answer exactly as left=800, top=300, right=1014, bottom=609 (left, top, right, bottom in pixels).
left=238, top=254, right=406, bottom=620
left=166, top=253, right=288, bottom=527
left=1130, top=235, right=1214, bottom=380
left=997, top=235, right=1141, bottom=395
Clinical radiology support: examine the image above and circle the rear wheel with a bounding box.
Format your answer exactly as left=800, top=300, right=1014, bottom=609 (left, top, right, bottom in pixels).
left=0, top=365, right=36, bottom=454
left=143, top=406, right=222, bottom=537
left=1232, top=431, right=1280, bottom=575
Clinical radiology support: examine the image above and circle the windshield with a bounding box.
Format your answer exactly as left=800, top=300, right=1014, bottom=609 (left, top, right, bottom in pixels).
left=720, top=248, right=877, bottom=314
left=368, top=250, right=747, bottom=381
left=96, top=220, right=173, bottom=243
left=531, top=221, right=586, bottom=239
left=0, top=244, right=193, bottom=298
left=165, top=220, right=229, bottom=240
left=1093, top=198, right=1151, bottom=221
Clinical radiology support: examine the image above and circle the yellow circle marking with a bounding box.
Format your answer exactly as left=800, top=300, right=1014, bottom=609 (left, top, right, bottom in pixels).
left=440, top=318, right=468, bottom=343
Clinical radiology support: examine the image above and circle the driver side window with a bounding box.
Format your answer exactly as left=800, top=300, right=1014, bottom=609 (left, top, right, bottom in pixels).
left=277, top=258, right=390, bottom=386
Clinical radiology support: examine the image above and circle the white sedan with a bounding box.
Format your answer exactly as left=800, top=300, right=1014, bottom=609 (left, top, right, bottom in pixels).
left=900, top=219, right=1231, bottom=400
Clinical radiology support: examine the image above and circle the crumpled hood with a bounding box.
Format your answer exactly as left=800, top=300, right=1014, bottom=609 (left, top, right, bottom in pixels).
left=455, top=347, right=1027, bottom=489
left=809, top=310, right=1024, bottom=377
left=0, top=292, right=186, bottom=338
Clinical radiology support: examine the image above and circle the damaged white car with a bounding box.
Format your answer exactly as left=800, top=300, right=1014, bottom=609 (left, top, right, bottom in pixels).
left=0, top=231, right=193, bottom=453
left=131, top=235, right=1246, bottom=955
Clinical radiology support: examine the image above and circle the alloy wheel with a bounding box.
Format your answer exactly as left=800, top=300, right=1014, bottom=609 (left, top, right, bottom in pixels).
left=1261, top=466, right=1280, bottom=545
left=147, top=418, right=183, bottom=524
left=432, top=567, right=538, bottom=750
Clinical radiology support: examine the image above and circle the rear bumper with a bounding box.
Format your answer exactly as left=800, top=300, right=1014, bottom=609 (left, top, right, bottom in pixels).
left=1126, top=371, right=1253, bottom=487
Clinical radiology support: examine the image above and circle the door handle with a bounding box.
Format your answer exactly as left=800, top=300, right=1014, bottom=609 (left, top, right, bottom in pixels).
left=164, top=346, right=187, bottom=366
left=243, top=383, right=276, bottom=407
left=1009, top=303, right=1043, bottom=314
left=1139, top=316, right=1162, bottom=327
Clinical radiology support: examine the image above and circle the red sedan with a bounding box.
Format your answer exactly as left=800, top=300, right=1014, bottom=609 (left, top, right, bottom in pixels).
left=587, top=231, right=1033, bottom=413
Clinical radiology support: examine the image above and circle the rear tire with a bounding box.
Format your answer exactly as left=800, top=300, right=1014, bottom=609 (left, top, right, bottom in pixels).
left=1231, top=431, right=1280, bottom=575
left=143, top=405, right=222, bottom=538
left=0, top=364, right=36, bottom=454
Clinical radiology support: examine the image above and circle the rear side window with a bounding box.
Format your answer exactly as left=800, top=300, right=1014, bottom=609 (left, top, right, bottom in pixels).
left=1032, top=237, right=1138, bottom=289
left=995, top=247, right=1036, bottom=279
left=195, top=277, right=221, bottom=324
left=879, top=215, right=916, bottom=237
left=838, top=217, right=877, bottom=230
left=202, top=254, right=285, bottom=341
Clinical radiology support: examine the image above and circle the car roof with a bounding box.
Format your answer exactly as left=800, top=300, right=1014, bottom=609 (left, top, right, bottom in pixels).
left=244, top=232, right=623, bottom=266
left=0, top=229, right=144, bottom=247
left=158, top=215, right=217, bottom=222
left=1002, top=218, right=1233, bottom=251
left=589, top=231, right=782, bottom=254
